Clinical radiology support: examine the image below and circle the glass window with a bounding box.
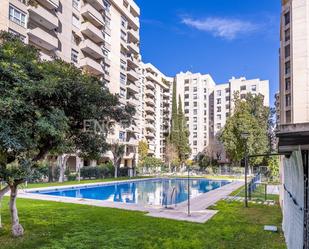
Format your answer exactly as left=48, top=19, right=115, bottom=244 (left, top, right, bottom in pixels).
left=193, top=109, right=197, bottom=115
left=286, top=110, right=291, bottom=123
left=241, top=94, right=246, bottom=99
left=285, top=77, right=291, bottom=91
left=193, top=125, right=197, bottom=130
left=217, top=106, right=221, bottom=112
left=217, top=114, right=221, bottom=120
left=285, top=28, right=290, bottom=42
left=193, top=132, right=197, bottom=138
left=185, top=79, right=189, bottom=84
left=193, top=141, right=197, bottom=146
left=72, top=0, right=80, bottom=10
left=193, top=87, right=197, bottom=92
left=119, top=131, right=126, bottom=141
left=9, top=5, right=27, bottom=27
left=71, top=49, right=79, bottom=64
left=72, top=14, right=80, bottom=28
left=193, top=117, right=197, bottom=122
left=184, top=102, right=189, bottom=107
left=251, top=85, right=257, bottom=92
left=217, top=90, right=221, bottom=96
left=185, top=86, right=189, bottom=92
left=185, top=94, right=189, bottom=99
left=193, top=102, right=197, bottom=107
left=285, top=45, right=290, bottom=58
left=225, top=96, right=230, bottom=101
left=284, top=12, right=290, bottom=26
left=193, top=94, right=197, bottom=100
left=240, top=85, right=246, bottom=91
left=120, top=73, right=126, bottom=85
left=285, top=61, right=291, bottom=75
left=217, top=98, right=221, bottom=104
left=225, top=88, right=230, bottom=93
left=285, top=94, right=291, bottom=107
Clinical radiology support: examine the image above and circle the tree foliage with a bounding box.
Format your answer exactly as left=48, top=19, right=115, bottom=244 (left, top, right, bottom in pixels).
left=219, top=93, right=269, bottom=165
left=138, top=140, right=148, bottom=163
left=0, top=31, right=134, bottom=236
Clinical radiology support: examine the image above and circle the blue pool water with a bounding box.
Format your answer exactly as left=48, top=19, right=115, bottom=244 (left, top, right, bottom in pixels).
left=32, top=178, right=230, bottom=206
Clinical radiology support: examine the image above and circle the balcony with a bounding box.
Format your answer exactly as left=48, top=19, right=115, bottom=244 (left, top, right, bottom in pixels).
left=145, top=106, right=155, bottom=114
left=36, top=0, right=59, bottom=9
left=145, top=132, right=155, bottom=139
left=81, top=4, right=104, bottom=27
left=127, top=68, right=139, bottom=81
left=28, top=5, right=58, bottom=30
left=127, top=27, right=139, bottom=42
left=80, top=39, right=103, bottom=59
left=127, top=54, right=139, bottom=68
left=145, top=89, right=155, bottom=97
left=127, top=97, right=139, bottom=107
left=146, top=81, right=155, bottom=90
left=81, top=22, right=104, bottom=43
left=103, top=56, right=111, bottom=66
left=146, top=72, right=158, bottom=83
left=87, top=0, right=104, bottom=11
left=145, top=97, right=155, bottom=106
left=146, top=115, right=155, bottom=121
left=127, top=81, right=139, bottom=93
left=145, top=123, right=155, bottom=132
left=80, top=57, right=104, bottom=76
left=28, top=27, right=58, bottom=51
left=127, top=42, right=139, bottom=55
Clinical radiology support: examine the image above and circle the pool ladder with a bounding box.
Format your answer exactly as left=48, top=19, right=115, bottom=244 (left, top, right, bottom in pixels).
left=163, top=187, right=177, bottom=209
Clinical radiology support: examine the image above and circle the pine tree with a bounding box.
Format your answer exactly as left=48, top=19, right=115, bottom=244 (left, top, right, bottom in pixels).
left=178, top=95, right=191, bottom=165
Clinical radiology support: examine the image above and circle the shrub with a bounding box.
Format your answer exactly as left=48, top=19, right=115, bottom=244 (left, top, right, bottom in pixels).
left=29, top=161, right=49, bottom=182
left=67, top=173, right=77, bottom=181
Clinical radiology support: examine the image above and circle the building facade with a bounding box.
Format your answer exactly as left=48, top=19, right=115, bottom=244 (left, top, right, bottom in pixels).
left=139, top=63, right=173, bottom=160
left=279, top=0, right=309, bottom=125
left=175, top=73, right=269, bottom=161
left=0, top=0, right=141, bottom=170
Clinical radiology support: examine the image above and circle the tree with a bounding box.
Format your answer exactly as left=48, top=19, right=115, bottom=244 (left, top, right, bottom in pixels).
left=0, top=32, right=134, bottom=236
left=142, top=157, right=164, bottom=173
left=177, top=95, right=191, bottom=166
left=165, top=142, right=178, bottom=172
left=219, top=93, right=269, bottom=165
left=138, top=140, right=148, bottom=164
left=110, top=142, right=125, bottom=178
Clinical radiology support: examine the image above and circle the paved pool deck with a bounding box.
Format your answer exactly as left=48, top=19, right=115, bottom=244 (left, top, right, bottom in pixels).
left=14, top=179, right=244, bottom=224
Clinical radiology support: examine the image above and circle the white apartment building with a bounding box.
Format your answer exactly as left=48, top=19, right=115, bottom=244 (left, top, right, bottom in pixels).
left=0, top=0, right=141, bottom=171
left=175, top=73, right=269, bottom=161
left=139, top=63, right=173, bottom=160
left=279, top=0, right=309, bottom=124
left=175, top=72, right=216, bottom=159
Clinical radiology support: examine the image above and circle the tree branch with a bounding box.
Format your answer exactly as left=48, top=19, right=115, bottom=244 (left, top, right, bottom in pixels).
left=0, top=185, right=10, bottom=199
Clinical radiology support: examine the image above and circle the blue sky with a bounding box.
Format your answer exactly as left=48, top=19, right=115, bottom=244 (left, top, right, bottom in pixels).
left=135, top=0, right=281, bottom=106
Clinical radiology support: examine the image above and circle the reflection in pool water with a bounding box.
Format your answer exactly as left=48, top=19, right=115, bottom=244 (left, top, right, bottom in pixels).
left=34, top=178, right=230, bottom=206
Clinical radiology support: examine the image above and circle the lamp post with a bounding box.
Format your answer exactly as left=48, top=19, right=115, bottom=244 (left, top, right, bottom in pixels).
left=241, top=132, right=249, bottom=208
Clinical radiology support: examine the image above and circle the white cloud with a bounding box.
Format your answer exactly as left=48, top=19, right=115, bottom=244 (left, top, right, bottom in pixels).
left=182, top=17, right=258, bottom=40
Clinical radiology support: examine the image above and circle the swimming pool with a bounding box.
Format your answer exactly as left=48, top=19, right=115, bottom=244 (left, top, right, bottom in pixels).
left=31, top=178, right=230, bottom=206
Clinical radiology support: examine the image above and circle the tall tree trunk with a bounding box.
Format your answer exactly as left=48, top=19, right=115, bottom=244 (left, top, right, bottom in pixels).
left=114, top=159, right=118, bottom=178
left=9, top=184, right=24, bottom=237
left=58, top=155, right=68, bottom=183
left=0, top=185, right=10, bottom=229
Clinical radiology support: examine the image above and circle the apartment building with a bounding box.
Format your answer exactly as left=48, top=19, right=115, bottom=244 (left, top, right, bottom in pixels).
left=175, top=72, right=216, bottom=159
left=0, top=0, right=141, bottom=171
left=175, top=73, right=269, bottom=161
left=139, top=63, right=173, bottom=160
left=277, top=1, right=309, bottom=248
left=279, top=0, right=309, bottom=124
left=275, top=92, right=280, bottom=127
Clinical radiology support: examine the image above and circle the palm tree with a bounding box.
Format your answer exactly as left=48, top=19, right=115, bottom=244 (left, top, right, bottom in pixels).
left=110, top=142, right=125, bottom=178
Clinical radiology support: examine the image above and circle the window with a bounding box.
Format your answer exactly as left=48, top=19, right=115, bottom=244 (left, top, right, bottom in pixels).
left=120, top=73, right=126, bottom=85
left=185, top=94, right=189, bottom=99
left=121, top=30, right=127, bottom=41
left=286, top=110, right=291, bottom=123
left=119, top=131, right=126, bottom=142
left=251, top=85, right=257, bottom=92
left=217, top=90, right=222, bottom=96
left=285, top=94, right=291, bottom=107
left=204, top=110, right=207, bottom=116
left=193, top=87, right=197, bottom=92
left=217, top=106, right=221, bottom=112
left=285, top=77, right=291, bottom=91
left=241, top=94, right=246, bottom=99
left=204, top=88, right=207, bottom=93
left=216, top=123, right=222, bottom=129
left=193, top=94, right=197, bottom=100
left=284, top=12, right=290, bottom=26
left=72, top=14, right=80, bottom=28
left=225, top=96, right=230, bottom=101
left=8, top=29, right=25, bottom=42
left=285, top=28, right=290, bottom=42
left=185, top=109, right=189, bottom=114
left=226, top=104, right=230, bottom=110
left=217, top=114, right=221, bottom=120
left=193, top=132, right=197, bottom=138
left=193, top=102, right=197, bottom=107
left=217, top=98, right=221, bottom=105
left=120, top=88, right=126, bottom=97
left=193, top=141, right=197, bottom=146
left=285, top=45, right=290, bottom=58
left=121, top=16, right=127, bottom=29
left=204, top=133, right=207, bottom=139
left=204, top=95, right=207, bottom=100
left=225, top=88, right=230, bottom=94
left=193, top=125, right=197, bottom=130
left=185, top=79, right=189, bottom=84
left=204, top=103, right=207, bottom=108
left=204, top=125, right=207, bottom=131
left=184, top=102, right=189, bottom=107
left=285, top=61, right=291, bottom=75
left=71, top=49, right=79, bottom=64
left=226, top=112, right=230, bottom=118
left=204, top=118, right=207, bottom=123
left=185, top=86, right=189, bottom=92
left=193, top=109, right=197, bottom=115
left=9, top=5, right=26, bottom=27
left=193, top=117, right=197, bottom=122
left=72, top=0, right=80, bottom=10
left=120, top=59, right=126, bottom=71
left=240, top=85, right=246, bottom=91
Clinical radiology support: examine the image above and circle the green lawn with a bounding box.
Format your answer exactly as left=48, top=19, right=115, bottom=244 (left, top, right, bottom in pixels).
left=0, top=198, right=286, bottom=249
